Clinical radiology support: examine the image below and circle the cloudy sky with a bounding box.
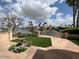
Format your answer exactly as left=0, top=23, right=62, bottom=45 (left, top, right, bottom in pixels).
left=0, top=0, right=73, bottom=26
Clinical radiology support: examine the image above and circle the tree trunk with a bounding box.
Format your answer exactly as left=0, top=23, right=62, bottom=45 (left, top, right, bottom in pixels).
left=76, top=8, right=79, bottom=27
left=72, top=0, right=77, bottom=27
left=12, top=25, right=16, bottom=32
left=73, top=5, right=76, bottom=27
left=76, top=0, right=79, bottom=27
left=75, top=8, right=78, bottom=27
left=73, top=0, right=78, bottom=27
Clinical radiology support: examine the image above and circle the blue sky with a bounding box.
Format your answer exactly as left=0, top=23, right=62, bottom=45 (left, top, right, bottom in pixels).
left=0, top=0, right=73, bottom=26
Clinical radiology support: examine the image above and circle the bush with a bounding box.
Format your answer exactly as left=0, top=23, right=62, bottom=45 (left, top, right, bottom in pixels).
left=62, top=27, right=79, bottom=34
left=9, top=45, right=27, bottom=53
left=67, top=35, right=79, bottom=40
left=17, top=32, right=27, bottom=38
left=26, top=31, right=38, bottom=37
left=67, top=35, right=79, bottom=45
left=9, top=39, right=31, bottom=53
left=56, top=27, right=65, bottom=32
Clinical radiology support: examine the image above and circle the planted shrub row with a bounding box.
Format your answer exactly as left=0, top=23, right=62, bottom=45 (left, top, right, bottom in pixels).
left=63, top=27, right=79, bottom=34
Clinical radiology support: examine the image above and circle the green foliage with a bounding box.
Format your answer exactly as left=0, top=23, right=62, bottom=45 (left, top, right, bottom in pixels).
left=18, top=33, right=27, bottom=38
left=67, top=35, right=79, bottom=45
left=9, top=39, right=31, bottom=53
left=66, top=0, right=79, bottom=27
left=9, top=44, right=27, bottom=53
left=67, top=35, right=79, bottom=40
left=32, top=31, right=38, bottom=37
left=56, top=26, right=65, bottom=32
left=62, top=27, right=79, bottom=34
left=66, top=0, right=74, bottom=7
left=66, top=0, right=79, bottom=7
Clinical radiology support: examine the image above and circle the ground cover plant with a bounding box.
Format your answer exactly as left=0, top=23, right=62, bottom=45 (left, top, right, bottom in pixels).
left=9, top=39, right=31, bottom=53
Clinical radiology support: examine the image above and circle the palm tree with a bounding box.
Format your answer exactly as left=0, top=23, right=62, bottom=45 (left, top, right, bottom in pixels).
left=66, top=0, right=79, bottom=27
left=76, top=1, right=79, bottom=27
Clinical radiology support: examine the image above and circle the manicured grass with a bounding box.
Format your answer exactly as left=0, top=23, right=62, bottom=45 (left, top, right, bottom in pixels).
left=25, top=36, right=52, bottom=47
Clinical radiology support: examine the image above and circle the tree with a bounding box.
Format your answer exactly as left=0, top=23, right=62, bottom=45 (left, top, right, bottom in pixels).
left=27, top=21, right=34, bottom=32
left=46, top=25, right=53, bottom=31
left=38, top=22, right=47, bottom=31
left=37, top=22, right=52, bottom=31
left=3, top=15, right=23, bottom=32
left=66, top=0, right=79, bottom=27
left=76, top=1, right=79, bottom=27
left=0, top=17, right=7, bottom=32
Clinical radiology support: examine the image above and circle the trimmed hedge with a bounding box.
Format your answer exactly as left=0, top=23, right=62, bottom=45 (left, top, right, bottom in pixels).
left=63, top=27, right=79, bottom=34
left=67, top=35, right=79, bottom=45
left=67, top=35, right=79, bottom=40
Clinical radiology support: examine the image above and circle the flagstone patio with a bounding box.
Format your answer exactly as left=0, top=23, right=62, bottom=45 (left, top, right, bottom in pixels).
left=0, top=32, right=79, bottom=59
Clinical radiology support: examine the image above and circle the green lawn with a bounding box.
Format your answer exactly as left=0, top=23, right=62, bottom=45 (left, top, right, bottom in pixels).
left=25, top=36, right=52, bottom=47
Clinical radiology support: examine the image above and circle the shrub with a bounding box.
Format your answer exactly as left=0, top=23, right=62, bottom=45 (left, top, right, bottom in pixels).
left=9, top=45, right=27, bottom=53
left=17, top=32, right=27, bottom=38
left=67, top=35, right=79, bottom=45
left=9, top=39, right=31, bottom=53
left=67, top=35, right=79, bottom=40
left=62, top=27, right=79, bottom=34
left=56, top=26, right=65, bottom=32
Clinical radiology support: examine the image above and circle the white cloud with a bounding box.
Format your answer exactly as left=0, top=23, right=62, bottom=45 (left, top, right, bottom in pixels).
left=0, top=0, right=64, bottom=19
left=52, top=7, right=58, bottom=15
left=0, top=6, right=4, bottom=11
left=17, top=0, right=59, bottom=5
left=56, top=12, right=63, bottom=18
left=14, top=0, right=58, bottom=19
left=46, top=13, right=73, bottom=26
left=0, top=6, right=6, bottom=16
left=59, top=0, right=65, bottom=3
left=5, top=0, right=12, bottom=3
left=36, top=0, right=59, bottom=5
left=63, top=15, right=73, bottom=25
left=0, top=0, right=71, bottom=26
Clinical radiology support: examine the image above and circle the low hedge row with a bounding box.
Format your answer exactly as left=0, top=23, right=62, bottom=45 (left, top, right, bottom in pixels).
left=67, top=35, right=79, bottom=45
left=62, top=27, right=79, bottom=34
left=67, top=35, right=79, bottom=40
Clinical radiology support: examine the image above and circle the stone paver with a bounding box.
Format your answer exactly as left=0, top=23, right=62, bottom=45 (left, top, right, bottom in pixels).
left=51, top=37, right=79, bottom=53
left=0, top=33, right=79, bottom=59
left=32, top=49, right=79, bottom=59
left=39, top=35, right=79, bottom=52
